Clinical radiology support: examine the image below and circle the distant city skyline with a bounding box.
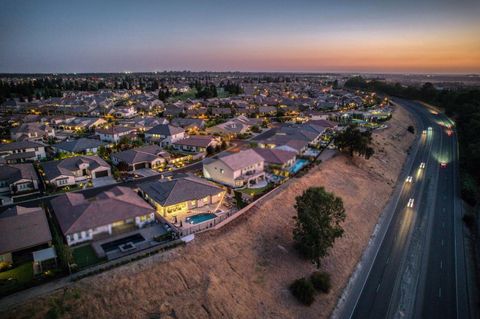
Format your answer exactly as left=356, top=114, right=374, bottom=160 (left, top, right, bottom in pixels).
left=1, top=0, right=479, bottom=74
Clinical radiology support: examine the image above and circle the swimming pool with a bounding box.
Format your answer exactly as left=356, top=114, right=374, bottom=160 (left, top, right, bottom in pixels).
left=290, top=159, right=310, bottom=174
left=186, top=213, right=216, bottom=225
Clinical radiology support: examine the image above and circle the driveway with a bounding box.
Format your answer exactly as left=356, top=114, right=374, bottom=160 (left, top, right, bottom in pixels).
left=92, top=176, right=117, bottom=188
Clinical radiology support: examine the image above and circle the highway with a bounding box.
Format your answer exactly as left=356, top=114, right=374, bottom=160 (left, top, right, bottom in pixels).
left=337, top=99, right=470, bottom=319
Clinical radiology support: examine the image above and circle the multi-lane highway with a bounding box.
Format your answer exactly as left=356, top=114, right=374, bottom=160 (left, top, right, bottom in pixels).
left=337, top=99, right=470, bottom=319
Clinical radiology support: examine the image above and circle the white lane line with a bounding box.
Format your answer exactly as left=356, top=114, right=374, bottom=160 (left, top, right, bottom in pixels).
left=440, top=261, right=443, bottom=269
left=442, top=222, right=445, bottom=228
left=386, top=257, right=390, bottom=265
left=376, top=283, right=381, bottom=293
left=439, top=288, right=442, bottom=298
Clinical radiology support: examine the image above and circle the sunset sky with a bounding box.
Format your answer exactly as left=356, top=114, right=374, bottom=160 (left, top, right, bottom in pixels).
left=1, top=0, right=479, bottom=73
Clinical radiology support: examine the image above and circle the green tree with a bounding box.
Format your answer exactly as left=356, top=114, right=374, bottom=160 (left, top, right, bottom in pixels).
left=53, top=231, right=74, bottom=272
left=293, top=187, right=346, bottom=268
left=335, top=125, right=374, bottom=159
left=289, top=277, right=316, bottom=306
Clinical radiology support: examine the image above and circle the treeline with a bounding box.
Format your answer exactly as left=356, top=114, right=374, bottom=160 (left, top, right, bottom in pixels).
left=345, top=76, right=480, bottom=204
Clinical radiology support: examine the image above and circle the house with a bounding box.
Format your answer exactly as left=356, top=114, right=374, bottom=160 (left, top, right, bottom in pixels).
left=252, top=148, right=297, bottom=172
left=119, top=117, right=169, bottom=131
left=112, top=106, right=137, bottom=119
left=170, top=118, right=206, bottom=132
left=172, top=136, right=218, bottom=153
left=206, top=115, right=261, bottom=137
left=0, top=141, right=47, bottom=163
left=0, top=206, right=52, bottom=264
left=139, top=176, right=225, bottom=220
left=42, top=155, right=111, bottom=187
left=95, top=126, right=136, bottom=143
left=0, top=163, right=40, bottom=199
left=53, top=138, right=107, bottom=155
left=111, top=145, right=168, bottom=171
left=10, top=122, right=55, bottom=141
left=145, top=124, right=186, bottom=147
left=203, top=149, right=265, bottom=188
left=51, top=186, right=156, bottom=246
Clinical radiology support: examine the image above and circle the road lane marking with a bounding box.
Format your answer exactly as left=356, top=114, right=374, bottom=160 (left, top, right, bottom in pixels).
left=440, top=261, right=443, bottom=269
left=439, top=288, right=442, bottom=298
left=376, top=283, right=381, bottom=293
left=442, top=222, right=445, bottom=228
left=386, top=257, right=390, bottom=265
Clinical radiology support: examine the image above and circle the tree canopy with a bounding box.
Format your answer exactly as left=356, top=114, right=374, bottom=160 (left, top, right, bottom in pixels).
left=293, top=187, right=346, bottom=268
left=335, top=125, right=374, bottom=159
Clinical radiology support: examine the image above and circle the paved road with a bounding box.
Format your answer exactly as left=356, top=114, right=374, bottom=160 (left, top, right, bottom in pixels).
left=339, top=99, right=470, bottom=319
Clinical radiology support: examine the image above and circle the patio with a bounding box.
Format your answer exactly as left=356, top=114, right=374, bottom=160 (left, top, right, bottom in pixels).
left=91, top=223, right=169, bottom=260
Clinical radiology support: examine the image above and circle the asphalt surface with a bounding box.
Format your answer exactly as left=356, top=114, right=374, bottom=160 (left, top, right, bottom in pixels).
left=341, top=99, right=470, bottom=319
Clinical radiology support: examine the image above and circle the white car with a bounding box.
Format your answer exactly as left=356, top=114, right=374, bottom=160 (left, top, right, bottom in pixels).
left=420, top=162, right=426, bottom=169
left=407, top=198, right=415, bottom=208
left=428, top=126, right=432, bottom=131
left=405, top=176, right=413, bottom=183
left=422, top=130, right=427, bottom=135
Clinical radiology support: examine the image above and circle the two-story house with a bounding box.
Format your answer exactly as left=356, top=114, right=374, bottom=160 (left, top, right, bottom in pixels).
left=203, top=149, right=265, bottom=188
left=0, top=163, right=40, bottom=202
left=0, top=141, right=47, bottom=163
left=144, top=124, right=185, bottom=147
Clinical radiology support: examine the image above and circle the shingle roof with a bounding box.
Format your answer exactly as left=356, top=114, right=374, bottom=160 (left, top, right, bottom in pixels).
left=146, top=124, right=184, bottom=136
left=42, top=155, right=110, bottom=180
left=0, top=206, right=52, bottom=255
left=213, top=149, right=264, bottom=171
left=54, top=138, right=106, bottom=153
left=252, top=148, right=296, bottom=165
left=111, top=145, right=166, bottom=164
left=51, top=186, right=154, bottom=235
left=172, top=136, right=214, bottom=148
left=0, top=141, right=44, bottom=152
left=139, top=176, right=224, bottom=206
left=0, top=163, right=38, bottom=183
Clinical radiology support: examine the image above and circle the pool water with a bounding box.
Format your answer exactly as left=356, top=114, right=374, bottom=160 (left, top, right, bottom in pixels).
left=186, top=213, right=216, bottom=225
left=290, top=159, right=310, bottom=174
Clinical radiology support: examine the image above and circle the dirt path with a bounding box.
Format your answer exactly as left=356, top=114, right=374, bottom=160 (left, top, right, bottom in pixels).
left=3, top=105, right=416, bottom=319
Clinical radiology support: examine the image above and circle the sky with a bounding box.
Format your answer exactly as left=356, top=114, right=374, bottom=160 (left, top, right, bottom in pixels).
left=0, top=0, right=479, bottom=74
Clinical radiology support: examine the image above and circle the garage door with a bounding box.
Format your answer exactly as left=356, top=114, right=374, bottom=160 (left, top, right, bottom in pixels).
left=95, top=170, right=109, bottom=178
left=134, top=162, right=147, bottom=170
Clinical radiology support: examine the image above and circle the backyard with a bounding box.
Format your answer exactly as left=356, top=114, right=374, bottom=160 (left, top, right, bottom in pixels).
left=0, top=262, right=33, bottom=296
left=73, top=245, right=105, bottom=269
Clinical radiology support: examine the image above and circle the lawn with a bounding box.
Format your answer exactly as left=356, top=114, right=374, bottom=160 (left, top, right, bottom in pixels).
left=73, top=245, right=104, bottom=269
left=238, top=185, right=270, bottom=197
left=0, top=262, right=34, bottom=296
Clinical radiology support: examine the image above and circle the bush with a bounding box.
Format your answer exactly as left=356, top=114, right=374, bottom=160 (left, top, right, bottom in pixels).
left=310, top=271, right=331, bottom=293
left=289, top=278, right=316, bottom=306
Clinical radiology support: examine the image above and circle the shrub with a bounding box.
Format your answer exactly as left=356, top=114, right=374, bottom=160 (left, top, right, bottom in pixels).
left=289, top=277, right=316, bottom=306
left=310, top=271, right=331, bottom=293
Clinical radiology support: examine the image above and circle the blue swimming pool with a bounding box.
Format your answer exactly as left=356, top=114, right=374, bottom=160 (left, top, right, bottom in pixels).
left=290, top=159, right=310, bottom=174
left=186, top=213, right=216, bottom=225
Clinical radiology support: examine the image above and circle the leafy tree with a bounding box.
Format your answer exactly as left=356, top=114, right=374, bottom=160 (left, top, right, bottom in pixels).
left=53, top=231, right=74, bottom=272
left=293, top=187, right=346, bottom=268
left=335, top=125, right=374, bottom=159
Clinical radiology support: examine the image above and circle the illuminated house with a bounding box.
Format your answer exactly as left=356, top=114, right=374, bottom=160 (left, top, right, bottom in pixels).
left=51, top=186, right=155, bottom=246
left=139, top=176, right=225, bottom=220
left=203, top=149, right=265, bottom=188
